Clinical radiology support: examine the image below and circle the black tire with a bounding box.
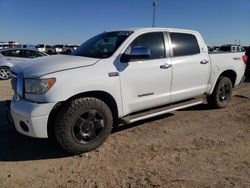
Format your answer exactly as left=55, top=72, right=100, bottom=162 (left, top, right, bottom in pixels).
left=206, top=76, right=232, bottom=108
left=0, top=66, right=11, bottom=80
left=66, top=50, right=71, bottom=55
left=55, top=97, right=113, bottom=154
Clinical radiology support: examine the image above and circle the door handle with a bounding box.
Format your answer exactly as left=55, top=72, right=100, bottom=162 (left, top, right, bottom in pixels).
left=200, top=60, right=209, bottom=64
left=160, top=64, right=172, bottom=69
left=6, top=58, right=11, bottom=60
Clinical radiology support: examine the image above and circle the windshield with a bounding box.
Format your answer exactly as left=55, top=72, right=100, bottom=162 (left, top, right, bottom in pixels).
left=73, top=31, right=133, bottom=58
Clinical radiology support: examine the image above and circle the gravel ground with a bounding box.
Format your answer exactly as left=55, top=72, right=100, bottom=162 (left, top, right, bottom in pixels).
left=0, top=76, right=250, bottom=188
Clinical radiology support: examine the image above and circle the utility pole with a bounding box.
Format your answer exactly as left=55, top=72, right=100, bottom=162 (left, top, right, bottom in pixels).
left=152, top=0, right=157, bottom=27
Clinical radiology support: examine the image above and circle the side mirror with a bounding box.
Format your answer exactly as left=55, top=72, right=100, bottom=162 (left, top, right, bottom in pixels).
left=121, top=47, right=151, bottom=62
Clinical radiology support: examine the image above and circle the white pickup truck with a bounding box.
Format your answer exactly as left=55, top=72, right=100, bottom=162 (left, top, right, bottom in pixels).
left=9, top=28, right=246, bottom=154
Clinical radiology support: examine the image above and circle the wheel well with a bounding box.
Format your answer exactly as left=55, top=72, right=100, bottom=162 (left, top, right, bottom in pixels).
left=0, top=66, right=10, bottom=69
left=47, top=91, right=119, bottom=138
left=219, top=70, right=236, bottom=87
left=68, top=91, right=118, bottom=120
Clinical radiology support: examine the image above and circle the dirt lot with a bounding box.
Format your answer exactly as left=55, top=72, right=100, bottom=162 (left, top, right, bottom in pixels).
left=0, top=77, right=250, bottom=188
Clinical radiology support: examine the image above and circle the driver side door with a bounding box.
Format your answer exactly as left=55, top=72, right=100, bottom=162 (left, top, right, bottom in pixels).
left=118, top=32, right=173, bottom=115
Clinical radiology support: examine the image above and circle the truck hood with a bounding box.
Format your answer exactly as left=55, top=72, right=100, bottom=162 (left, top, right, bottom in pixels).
left=15, top=55, right=100, bottom=77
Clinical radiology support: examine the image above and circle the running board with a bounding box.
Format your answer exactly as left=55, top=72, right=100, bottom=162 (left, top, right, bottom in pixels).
left=120, top=99, right=203, bottom=124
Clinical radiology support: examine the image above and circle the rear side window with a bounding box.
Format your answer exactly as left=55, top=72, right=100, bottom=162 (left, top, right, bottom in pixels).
left=1, top=50, right=21, bottom=57
left=170, top=33, right=200, bottom=57
left=127, top=32, right=166, bottom=59
left=23, top=50, right=44, bottom=58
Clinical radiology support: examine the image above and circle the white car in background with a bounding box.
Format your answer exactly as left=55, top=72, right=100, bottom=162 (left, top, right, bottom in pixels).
left=0, top=48, right=48, bottom=79
left=54, top=44, right=79, bottom=54
left=0, top=42, right=10, bottom=49
left=53, top=44, right=64, bottom=54
left=36, top=44, right=54, bottom=55
left=62, top=44, right=79, bottom=54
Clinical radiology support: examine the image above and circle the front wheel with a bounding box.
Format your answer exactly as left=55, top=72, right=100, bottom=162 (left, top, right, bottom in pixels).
left=0, top=66, right=11, bottom=80
left=55, top=97, right=113, bottom=154
left=207, top=76, right=232, bottom=108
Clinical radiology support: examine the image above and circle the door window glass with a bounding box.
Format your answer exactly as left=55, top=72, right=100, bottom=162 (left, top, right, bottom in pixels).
left=126, top=32, right=166, bottom=60
left=24, top=50, right=45, bottom=58
left=170, top=33, right=200, bottom=57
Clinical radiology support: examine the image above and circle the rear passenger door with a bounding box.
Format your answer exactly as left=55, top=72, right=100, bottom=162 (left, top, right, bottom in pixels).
left=169, top=32, right=210, bottom=102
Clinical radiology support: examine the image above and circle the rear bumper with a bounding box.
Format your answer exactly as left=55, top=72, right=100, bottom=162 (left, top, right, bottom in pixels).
left=10, top=97, right=56, bottom=138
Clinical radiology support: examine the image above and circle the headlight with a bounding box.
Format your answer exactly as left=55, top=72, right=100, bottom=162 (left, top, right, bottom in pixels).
left=24, top=78, right=56, bottom=94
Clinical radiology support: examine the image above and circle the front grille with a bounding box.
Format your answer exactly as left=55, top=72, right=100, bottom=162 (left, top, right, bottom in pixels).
left=11, top=72, right=18, bottom=97
left=9, top=66, right=24, bottom=100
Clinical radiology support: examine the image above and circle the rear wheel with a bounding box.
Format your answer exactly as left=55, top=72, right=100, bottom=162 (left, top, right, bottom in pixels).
left=55, top=97, right=113, bottom=154
left=0, top=66, right=11, bottom=80
left=207, top=76, right=232, bottom=108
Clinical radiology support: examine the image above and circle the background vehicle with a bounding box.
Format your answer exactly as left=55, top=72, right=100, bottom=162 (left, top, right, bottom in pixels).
left=8, top=41, right=18, bottom=48
left=207, top=45, right=213, bottom=52
left=212, top=46, right=220, bottom=52
left=0, top=48, right=48, bottom=79
left=9, top=28, right=246, bottom=154
left=15, top=44, right=36, bottom=49
left=219, top=44, right=245, bottom=52
left=0, top=42, right=10, bottom=49
left=62, top=44, right=79, bottom=54
left=53, top=44, right=64, bottom=54
left=36, top=44, right=54, bottom=55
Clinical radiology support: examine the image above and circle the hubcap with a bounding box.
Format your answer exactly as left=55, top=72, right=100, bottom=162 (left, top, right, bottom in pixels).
left=72, top=110, right=104, bottom=143
left=219, top=83, right=230, bottom=102
left=0, top=68, right=10, bottom=79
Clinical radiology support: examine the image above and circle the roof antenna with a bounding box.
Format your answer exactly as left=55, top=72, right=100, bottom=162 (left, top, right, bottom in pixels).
left=152, top=0, right=157, bottom=27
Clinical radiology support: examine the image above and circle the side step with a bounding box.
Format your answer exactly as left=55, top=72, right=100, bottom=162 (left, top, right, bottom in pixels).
left=120, top=99, right=203, bottom=124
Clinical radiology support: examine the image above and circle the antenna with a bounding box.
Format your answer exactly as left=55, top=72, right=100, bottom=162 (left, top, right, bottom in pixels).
left=152, top=0, right=157, bottom=27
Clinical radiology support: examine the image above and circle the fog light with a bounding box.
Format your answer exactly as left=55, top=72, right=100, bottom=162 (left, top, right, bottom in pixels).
left=20, top=121, right=29, bottom=132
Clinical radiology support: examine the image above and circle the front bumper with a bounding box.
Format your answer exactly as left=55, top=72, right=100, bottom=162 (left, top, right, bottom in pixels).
left=10, top=96, right=57, bottom=138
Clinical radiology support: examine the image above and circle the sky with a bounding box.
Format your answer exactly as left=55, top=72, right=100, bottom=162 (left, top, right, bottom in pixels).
left=0, top=0, right=250, bottom=46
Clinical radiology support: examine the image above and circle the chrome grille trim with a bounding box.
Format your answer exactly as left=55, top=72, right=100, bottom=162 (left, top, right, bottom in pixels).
left=10, top=67, right=24, bottom=101
left=17, top=72, right=24, bottom=100
left=11, top=71, right=18, bottom=97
